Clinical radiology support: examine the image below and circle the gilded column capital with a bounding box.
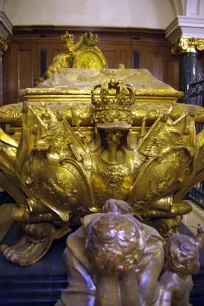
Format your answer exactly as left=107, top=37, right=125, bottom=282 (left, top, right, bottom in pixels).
left=171, top=36, right=204, bottom=55
left=0, top=35, right=8, bottom=52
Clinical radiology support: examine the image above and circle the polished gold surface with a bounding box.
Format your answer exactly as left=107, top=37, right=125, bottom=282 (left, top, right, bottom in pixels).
left=27, top=68, right=183, bottom=99
left=36, top=32, right=107, bottom=85
left=171, top=36, right=204, bottom=54
left=55, top=200, right=204, bottom=306
left=0, top=33, right=204, bottom=266
left=0, top=75, right=204, bottom=266
left=0, top=35, right=8, bottom=52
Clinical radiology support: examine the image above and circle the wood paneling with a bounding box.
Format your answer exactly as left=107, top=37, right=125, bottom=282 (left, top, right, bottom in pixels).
left=141, top=47, right=165, bottom=81
left=18, top=49, right=32, bottom=89
left=3, top=26, right=180, bottom=105
left=167, top=54, right=179, bottom=90
left=99, top=48, right=118, bottom=68
left=119, top=48, right=132, bottom=68
left=4, top=41, right=38, bottom=104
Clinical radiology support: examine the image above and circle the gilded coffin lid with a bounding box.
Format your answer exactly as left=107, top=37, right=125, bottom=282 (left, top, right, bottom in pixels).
left=20, top=68, right=183, bottom=104
left=1, top=68, right=204, bottom=126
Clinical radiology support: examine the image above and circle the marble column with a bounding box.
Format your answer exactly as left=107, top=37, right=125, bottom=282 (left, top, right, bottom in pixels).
left=171, top=37, right=204, bottom=103
left=178, top=52, right=197, bottom=103
left=0, top=35, right=7, bottom=106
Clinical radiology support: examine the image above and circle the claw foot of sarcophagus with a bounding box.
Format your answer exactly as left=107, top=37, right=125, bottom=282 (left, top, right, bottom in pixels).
left=0, top=222, right=70, bottom=266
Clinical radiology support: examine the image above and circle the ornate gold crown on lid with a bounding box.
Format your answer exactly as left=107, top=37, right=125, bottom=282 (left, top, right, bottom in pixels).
left=91, top=79, right=135, bottom=129
left=83, top=32, right=98, bottom=47
left=61, top=31, right=75, bottom=44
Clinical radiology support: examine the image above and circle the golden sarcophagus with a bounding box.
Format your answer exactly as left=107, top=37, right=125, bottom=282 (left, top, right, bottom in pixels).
left=0, top=32, right=204, bottom=266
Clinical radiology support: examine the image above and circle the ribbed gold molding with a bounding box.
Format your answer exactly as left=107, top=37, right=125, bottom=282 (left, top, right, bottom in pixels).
left=171, top=36, right=204, bottom=55
left=0, top=35, right=8, bottom=52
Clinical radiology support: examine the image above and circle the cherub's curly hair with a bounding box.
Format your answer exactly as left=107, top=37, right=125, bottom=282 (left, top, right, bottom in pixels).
left=165, top=233, right=199, bottom=273
left=85, top=199, right=147, bottom=275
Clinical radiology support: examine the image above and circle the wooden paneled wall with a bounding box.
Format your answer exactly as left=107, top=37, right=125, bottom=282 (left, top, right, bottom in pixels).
left=3, top=26, right=179, bottom=105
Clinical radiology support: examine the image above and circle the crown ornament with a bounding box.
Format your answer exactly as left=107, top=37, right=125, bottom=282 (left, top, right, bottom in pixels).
left=83, top=32, right=98, bottom=47
left=61, top=31, right=75, bottom=45
left=91, top=79, right=135, bottom=129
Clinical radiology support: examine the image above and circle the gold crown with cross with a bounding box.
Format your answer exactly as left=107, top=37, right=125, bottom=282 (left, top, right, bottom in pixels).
left=91, top=79, right=135, bottom=129
left=61, top=31, right=75, bottom=45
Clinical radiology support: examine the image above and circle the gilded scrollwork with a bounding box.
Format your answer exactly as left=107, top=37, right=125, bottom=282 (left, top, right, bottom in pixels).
left=171, top=36, right=204, bottom=54
left=0, top=72, right=204, bottom=266
left=43, top=173, right=78, bottom=204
